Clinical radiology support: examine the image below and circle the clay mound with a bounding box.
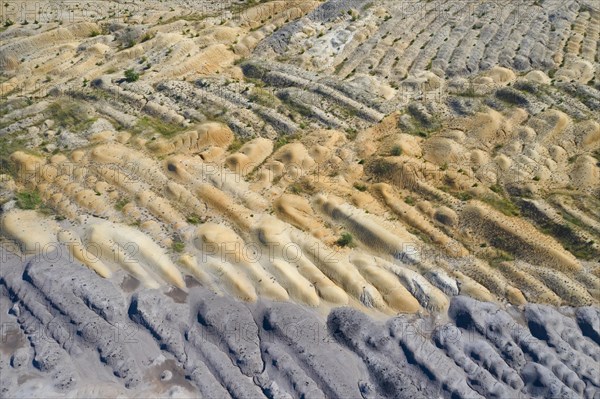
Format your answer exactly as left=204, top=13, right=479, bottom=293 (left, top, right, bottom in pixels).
left=2, top=2, right=600, bottom=396
left=149, top=123, right=233, bottom=155
left=2, top=0, right=600, bottom=337
left=225, top=138, right=273, bottom=175
left=423, top=137, right=466, bottom=165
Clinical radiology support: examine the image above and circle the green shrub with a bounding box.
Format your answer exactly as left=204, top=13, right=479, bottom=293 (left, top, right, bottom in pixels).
left=133, top=116, right=180, bottom=138
left=172, top=241, right=185, bottom=253
left=16, top=191, right=42, bottom=210
left=47, top=100, right=96, bottom=133
left=140, top=32, right=154, bottom=42
left=124, top=68, right=139, bottom=82
left=367, top=158, right=394, bottom=179
left=336, top=232, right=354, bottom=247
left=353, top=182, right=367, bottom=192
left=114, top=197, right=130, bottom=211
left=228, top=137, right=246, bottom=152
left=186, top=215, right=205, bottom=225
left=490, top=184, right=503, bottom=194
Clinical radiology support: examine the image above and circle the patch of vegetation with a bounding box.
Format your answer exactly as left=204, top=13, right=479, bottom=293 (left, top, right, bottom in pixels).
left=124, top=68, right=140, bottom=82
left=46, top=100, right=96, bottom=133
left=455, top=191, right=474, bottom=201
left=514, top=80, right=538, bottom=94
left=274, top=133, right=299, bottom=151
left=390, top=145, right=402, bottom=156
left=288, top=183, right=303, bottom=194
left=0, top=132, right=29, bottom=177
left=228, top=136, right=248, bottom=152
left=487, top=249, right=515, bottom=266
left=186, top=215, right=205, bottom=225
left=456, top=80, right=483, bottom=98
left=404, top=196, right=415, bottom=205
left=132, top=116, right=180, bottom=138
left=401, top=107, right=443, bottom=138
left=353, top=182, right=367, bottom=192
left=140, top=32, right=155, bottom=43
left=338, top=105, right=358, bottom=121
left=114, top=197, right=130, bottom=212
left=280, top=97, right=313, bottom=120
left=345, top=127, right=359, bottom=140
left=482, top=194, right=520, bottom=217
left=172, top=240, right=185, bottom=253
left=336, top=232, right=354, bottom=248
left=248, top=87, right=279, bottom=107
left=16, top=190, right=42, bottom=210
left=366, top=158, right=395, bottom=180
left=490, top=184, right=503, bottom=194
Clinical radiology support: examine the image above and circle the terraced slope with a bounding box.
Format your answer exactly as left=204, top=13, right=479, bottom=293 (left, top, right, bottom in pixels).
left=2, top=70, right=599, bottom=313
left=0, top=0, right=599, bottom=397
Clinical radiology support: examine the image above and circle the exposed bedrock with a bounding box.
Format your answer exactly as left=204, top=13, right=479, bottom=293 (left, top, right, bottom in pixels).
left=2, top=246, right=599, bottom=398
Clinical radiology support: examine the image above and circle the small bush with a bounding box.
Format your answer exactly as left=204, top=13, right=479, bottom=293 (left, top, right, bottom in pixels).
left=186, top=215, right=205, bottom=225
left=114, top=198, right=130, bottom=211
left=336, top=232, right=354, bottom=247
left=353, top=182, right=367, bottom=192
left=456, top=192, right=474, bottom=201
left=390, top=145, right=402, bottom=156
left=140, top=32, right=154, bottom=42
left=172, top=241, right=185, bottom=253
left=16, top=191, right=42, bottom=210
left=490, top=184, right=503, bottom=194
left=345, top=128, right=358, bottom=140
left=285, top=183, right=302, bottom=194
left=228, top=137, right=246, bottom=152
left=368, top=158, right=394, bottom=179
left=124, top=68, right=139, bottom=82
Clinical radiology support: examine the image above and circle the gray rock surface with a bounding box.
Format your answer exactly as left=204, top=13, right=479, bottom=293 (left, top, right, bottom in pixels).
left=2, top=248, right=598, bottom=398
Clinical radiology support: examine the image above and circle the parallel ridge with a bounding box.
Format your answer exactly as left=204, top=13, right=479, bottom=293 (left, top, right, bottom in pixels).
left=1, top=252, right=598, bottom=398
left=0, top=0, right=599, bottom=317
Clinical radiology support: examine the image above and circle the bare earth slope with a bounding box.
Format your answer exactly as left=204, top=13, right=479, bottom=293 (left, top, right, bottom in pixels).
left=0, top=0, right=599, bottom=397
